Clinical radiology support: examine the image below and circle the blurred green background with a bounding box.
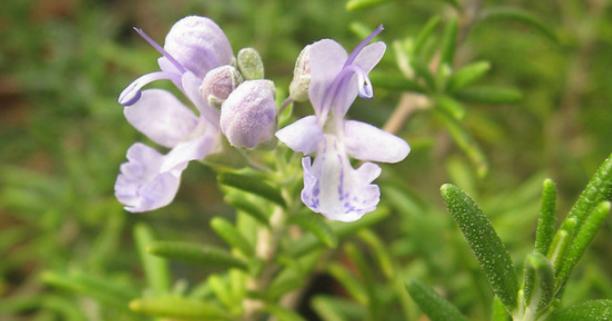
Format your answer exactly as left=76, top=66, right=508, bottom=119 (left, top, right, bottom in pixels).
left=0, top=0, right=610, bottom=320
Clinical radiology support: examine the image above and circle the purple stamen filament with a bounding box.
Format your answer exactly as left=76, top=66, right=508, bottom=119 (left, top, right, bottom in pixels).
left=344, top=24, right=384, bottom=67
left=133, top=27, right=186, bottom=74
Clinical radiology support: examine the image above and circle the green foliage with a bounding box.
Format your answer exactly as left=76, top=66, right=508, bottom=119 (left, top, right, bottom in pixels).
left=147, top=241, right=250, bottom=271
left=407, top=280, right=469, bottom=321
left=440, top=184, right=518, bottom=310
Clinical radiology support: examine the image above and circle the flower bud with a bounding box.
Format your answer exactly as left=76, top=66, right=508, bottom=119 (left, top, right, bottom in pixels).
left=236, top=48, right=264, bottom=80
left=289, top=45, right=311, bottom=102
left=164, top=16, right=234, bottom=78
left=220, top=80, right=276, bottom=148
left=200, top=65, right=243, bottom=107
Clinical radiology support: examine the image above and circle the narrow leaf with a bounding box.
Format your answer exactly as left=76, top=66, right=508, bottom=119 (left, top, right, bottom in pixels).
left=289, top=213, right=338, bottom=248
left=455, top=86, right=522, bottom=104
left=491, top=296, right=511, bottom=321
left=565, top=154, right=612, bottom=231
left=358, top=230, right=395, bottom=279
left=311, top=296, right=347, bottom=321
left=225, top=195, right=270, bottom=225
left=448, top=61, right=491, bottom=91
left=434, top=109, right=488, bottom=177
left=345, top=0, right=391, bottom=11
left=440, top=16, right=458, bottom=66
left=147, top=241, right=249, bottom=271
left=210, top=217, right=254, bottom=257
left=219, top=173, right=286, bottom=207
left=328, top=263, right=369, bottom=305
left=535, top=179, right=557, bottom=255
left=556, top=201, right=610, bottom=287
left=134, top=223, right=170, bottom=295
left=440, top=184, right=518, bottom=309
left=548, top=300, right=611, bottom=321
left=265, top=304, right=307, bottom=321
left=413, top=16, right=442, bottom=56
left=522, top=252, right=554, bottom=310
left=129, top=296, right=228, bottom=320
left=547, top=218, right=576, bottom=268
left=435, top=96, right=466, bottom=120
left=406, top=280, right=469, bottom=321
left=480, top=8, right=559, bottom=43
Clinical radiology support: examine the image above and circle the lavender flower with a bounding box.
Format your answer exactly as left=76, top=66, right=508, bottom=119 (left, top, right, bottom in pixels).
left=276, top=26, right=410, bottom=222
left=220, top=80, right=277, bottom=148
left=114, top=16, right=232, bottom=212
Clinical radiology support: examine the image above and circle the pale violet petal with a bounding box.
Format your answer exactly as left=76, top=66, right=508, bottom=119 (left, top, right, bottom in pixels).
left=343, top=120, right=410, bottom=163
left=275, top=115, right=323, bottom=154
left=301, top=135, right=381, bottom=222
left=181, top=72, right=220, bottom=127
left=164, top=16, right=233, bottom=78
left=354, top=41, right=386, bottom=73
left=118, top=71, right=180, bottom=106
left=308, top=39, right=348, bottom=114
left=114, top=143, right=183, bottom=212
left=124, top=89, right=198, bottom=148
left=160, top=122, right=220, bottom=173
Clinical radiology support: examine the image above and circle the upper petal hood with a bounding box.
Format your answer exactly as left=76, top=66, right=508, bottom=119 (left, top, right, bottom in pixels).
left=164, top=16, right=233, bottom=79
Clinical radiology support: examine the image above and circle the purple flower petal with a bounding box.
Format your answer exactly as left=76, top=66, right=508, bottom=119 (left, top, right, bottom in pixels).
left=343, top=120, right=410, bottom=163
left=160, top=123, right=220, bottom=173
left=308, top=39, right=348, bottom=114
left=275, top=115, right=323, bottom=154
left=124, top=89, right=199, bottom=148
left=114, top=143, right=183, bottom=212
left=301, top=136, right=381, bottom=222
left=354, top=42, right=386, bottom=73
left=181, top=72, right=220, bottom=128
left=164, top=16, right=233, bottom=79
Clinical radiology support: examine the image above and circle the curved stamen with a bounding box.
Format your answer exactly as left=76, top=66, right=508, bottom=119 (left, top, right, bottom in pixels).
left=320, top=64, right=371, bottom=120
left=133, top=27, right=186, bottom=74
left=344, top=24, right=384, bottom=67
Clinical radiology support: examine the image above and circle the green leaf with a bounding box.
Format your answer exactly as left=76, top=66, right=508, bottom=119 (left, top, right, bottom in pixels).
left=440, top=16, right=458, bottom=66
left=535, top=179, right=557, bottom=255
left=491, top=296, right=511, bottom=321
left=479, top=8, right=559, bottom=43
left=289, top=213, right=338, bottom=248
left=345, top=0, right=390, bottom=11
left=448, top=61, right=491, bottom=91
left=547, top=218, right=576, bottom=268
left=556, top=201, right=610, bottom=287
left=413, top=16, right=441, bottom=57
left=225, top=195, right=270, bottom=225
left=129, top=296, right=228, bottom=320
left=210, top=217, right=254, bottom=257
left=147, top=241, right=249, bottom=271
left=412, top=59, right=436, bottom=90
left=440, top=184, right=518, bottom=309
left=41, top=271, right=135, bottom=309
left=548, top=300, right=611, bottom=321
left=406, top=280, right=469, bottom=321
left=311, top=296, right=347, bottom=321
left=358, top=230, right=395, bottom=279
left=328, top=263, right=369, bottom=305
left=435, top=95, right=466, bottom=120
left=285, top=207, right=389, bottom=257
left=455, top=86, right=522, bottom=104
left=134, top=223, right=170, bottom=295
left=265, top=304, right=307, bottom=321
left=522, top=252, right=554, bottom=310
left=565, top=154, right=612, bottom=232
left=219, top=172, right=286, bottom=207
left=434, top=109, right=488, bottom=177
left=369, top=71, right=425, bottom=92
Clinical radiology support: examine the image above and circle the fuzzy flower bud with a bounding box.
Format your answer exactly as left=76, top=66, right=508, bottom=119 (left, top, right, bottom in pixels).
left=220, top=80, right=276, bottom=148
left=236, top=48, right=265, bottom=80
left=200, top=65, right=243, bottom=107
left=164, top=16, right=234, bottom=78
left=289, top=45, right=311, bottom=102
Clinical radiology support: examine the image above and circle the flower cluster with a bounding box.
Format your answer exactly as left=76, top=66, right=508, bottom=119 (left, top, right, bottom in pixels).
left=115, top=16, right=409, bottom=221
